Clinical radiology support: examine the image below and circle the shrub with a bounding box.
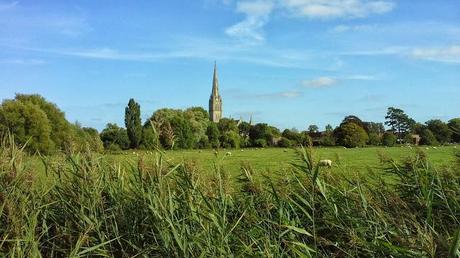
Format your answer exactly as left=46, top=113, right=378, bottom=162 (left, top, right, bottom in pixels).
left=368, top=132, right=381, bottom=146
left=277, top=137, right=292, bottom=147
left=382, top=132, right=397, bottom=147
left=253, top=138, right=267, bottom=147
left=420, top=128, right=439, bottom=145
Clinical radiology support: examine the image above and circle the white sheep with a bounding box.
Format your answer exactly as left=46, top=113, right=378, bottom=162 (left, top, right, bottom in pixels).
left=318, top=159, right=332, bottom=168
left=225, top=151, right=232, bottom=156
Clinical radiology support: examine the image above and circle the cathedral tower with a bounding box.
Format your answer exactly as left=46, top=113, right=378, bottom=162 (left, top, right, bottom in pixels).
left=209, top=62, right=222, bottom=122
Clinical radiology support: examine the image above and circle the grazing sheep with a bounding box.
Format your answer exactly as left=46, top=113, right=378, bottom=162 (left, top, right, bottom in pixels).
left=318, top=159, right=332, bottom=168
left=426, top=147, right=429, bottom=150
left=454, top=146, right=457, bottom=149
left=240, top=149, right=244, bottom=152
left=433, top=146, right=438, bottom=150
left=226, top=151, right=232, bottom=156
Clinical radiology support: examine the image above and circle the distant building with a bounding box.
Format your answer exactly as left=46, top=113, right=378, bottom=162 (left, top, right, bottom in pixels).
left=209, top=62, right=222, bottom=122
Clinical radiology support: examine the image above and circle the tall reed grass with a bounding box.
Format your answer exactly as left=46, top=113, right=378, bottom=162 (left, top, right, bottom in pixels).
left=1, top=135, right=459, bottom=257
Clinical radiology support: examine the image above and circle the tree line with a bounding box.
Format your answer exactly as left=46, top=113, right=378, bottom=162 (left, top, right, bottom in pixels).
left=0, top=94, right=459, bottom=153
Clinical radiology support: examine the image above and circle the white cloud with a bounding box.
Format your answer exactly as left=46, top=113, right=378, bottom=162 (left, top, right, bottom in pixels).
left=411, top=45, right=460, bottom=63
left=0, top=1, right=18, bottom=11
left=0, top=58, right=46, bottom=65
left=225, top=1, right=274, bottom=42
left=225, top=0, right=395, bottom=42
left=280, top=0, right=395, bottom=19
left=302, top=77, right=337, bottom=88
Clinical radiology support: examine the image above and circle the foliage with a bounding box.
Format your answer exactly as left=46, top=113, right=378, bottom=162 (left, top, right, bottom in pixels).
left=125, top=98, right=142, bottom=148
left=219, top=131, right=240, bottom=148
left=100, top=123, right=130, bottom=150
left=308, top=124, right=319, bottom=133
left=385, top=107, right=415, bottom=142
left=337, top=122, right=369, bottom=148
left=420, top=128, right=439, bottom=146
left=449, top=118, right=460, bottom=143
left=15, top=94, right=73, bottom=150
left=277, top=137, right=292, bottom=147
left=250, top=123, right=273, bottom=146
left=382, top=132, right=397, bottom=147
left=368, top=132, right=382, bottom=145
left=0, top=99, right=53, bottom=153
left=206, top=123, right=220, bottom=148
left=141, top=122, right=159, bottom=150
left=426, top=119, right=452, bottom=144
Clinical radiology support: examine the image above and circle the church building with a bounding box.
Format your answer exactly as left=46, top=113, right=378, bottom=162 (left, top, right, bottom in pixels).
left=209, top=62, right=222, bottom=122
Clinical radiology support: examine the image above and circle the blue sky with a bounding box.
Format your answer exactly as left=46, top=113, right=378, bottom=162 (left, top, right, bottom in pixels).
left=1, top=0, right=459, bottom=131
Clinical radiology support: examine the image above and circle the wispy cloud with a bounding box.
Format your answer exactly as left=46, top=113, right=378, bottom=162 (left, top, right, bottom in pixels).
left=302, top=74, right=379, bottom=88
left=227, top=87, right=303, bottom=100
left=302, top=77, right=337, bottom=88
left=225, top=1, right=274, bottom=42
left=0, top=1, right=18, bottom=11
left=411, top=45, right=460, bottom=63
left=281, top=0, right=395, bottom=20
left=0, top=58, right=46, bottom=65
left=225, top=0, right=395, bottom=42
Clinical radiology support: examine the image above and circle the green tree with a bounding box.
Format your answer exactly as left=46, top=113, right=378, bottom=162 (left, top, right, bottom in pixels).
left=15, top=94, right=72, bottom=150
left=426, top=119, right=452, bottom=144
left=249, top=123, right=273, bottom=146
left=125, top=99, right=142, bottom=148
left=277, top=137, right=292, bottom=147
left=220, top=131, right=240, bottom=148
left=184, top=107, right=209, bottom=148
left=385, top=107, right=415, bottom=143
left=0, top=100, right=53, bottom=153
left=141, top=121, right=160, bottom=150
left=206, top=123, right=220, bottom=148
left=308, top=124, right=319, bottom=133
left=337, top=122, right=369, bottom=148
left=282, top=129, right=301, bottom=145
left=382, top=132, right=397, bottom=147
left=448, top=118, right=460, bottom=143
left=100, top=123, right=129, bottom=150
left=420, top=128, right=438, bottom=146
left=368, top=132, right=382, bottom=146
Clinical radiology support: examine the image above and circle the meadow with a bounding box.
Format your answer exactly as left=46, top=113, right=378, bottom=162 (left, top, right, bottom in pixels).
left=106, top=145, right=459, bottom=182
left=2, top=140, right=460, bottom=257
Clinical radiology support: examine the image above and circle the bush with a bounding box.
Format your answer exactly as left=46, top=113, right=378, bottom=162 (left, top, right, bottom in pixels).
left=420, top=128, right=439, bottom=145
left=382, top=132, right=397, bottom=147
left=320, top=134, right=336, bottom=146
left=253, top=138, right=267, bottom=147
left=277, top=137, right=292, bottom=147
left=368, top=132, right=381, bottom=146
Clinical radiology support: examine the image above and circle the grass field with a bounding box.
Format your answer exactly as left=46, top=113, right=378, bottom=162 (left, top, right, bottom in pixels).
left=109, top=145, right=459, bottom=178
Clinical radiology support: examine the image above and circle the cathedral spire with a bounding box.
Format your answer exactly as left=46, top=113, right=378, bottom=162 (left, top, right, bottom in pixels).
left=209, top=62, right=223, bottom=123
left=212, top=61, right=219, bottom=96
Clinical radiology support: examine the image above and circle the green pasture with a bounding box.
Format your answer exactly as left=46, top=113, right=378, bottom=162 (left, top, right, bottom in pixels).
left=109, top=145, right=458, bottom=178
left=30, top=145, right=458, bottom=187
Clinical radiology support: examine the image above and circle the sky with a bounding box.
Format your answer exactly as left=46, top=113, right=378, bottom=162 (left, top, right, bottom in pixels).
left=0, top=0, right=459, bottom=131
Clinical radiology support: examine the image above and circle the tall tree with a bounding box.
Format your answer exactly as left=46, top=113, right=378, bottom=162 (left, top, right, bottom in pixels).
left=448, top=118, right=460, bottom=143
left=308, top=124, right=319, bottom=133
left=384, top=107, right=415, bottom=142
left=426, top=119, right=451, bottom=144
left=125, top=98, right=142, bottom=148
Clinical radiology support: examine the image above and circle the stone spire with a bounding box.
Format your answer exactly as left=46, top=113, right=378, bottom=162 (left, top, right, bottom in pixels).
left=212, top=61, right=219, bottom=96
left=209, top=62, right=222, bottom=122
